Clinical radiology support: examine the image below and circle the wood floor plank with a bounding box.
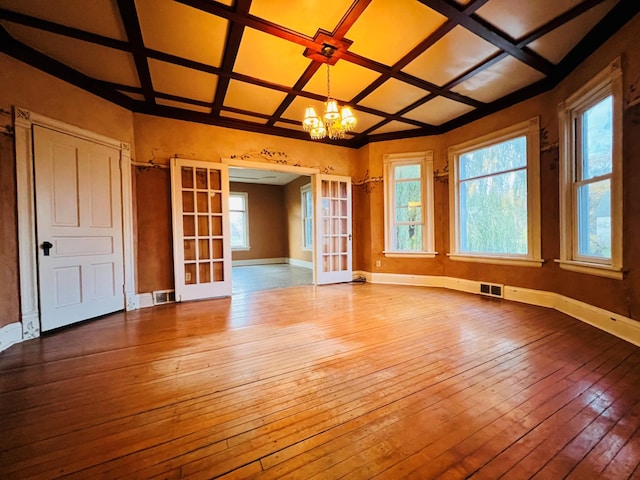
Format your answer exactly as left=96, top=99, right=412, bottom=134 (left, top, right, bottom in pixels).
left=1, top=284, right=639, bottom=479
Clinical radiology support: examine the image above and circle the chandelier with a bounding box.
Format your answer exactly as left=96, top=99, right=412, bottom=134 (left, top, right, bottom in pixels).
left=302, top=63, right=357, bottom=140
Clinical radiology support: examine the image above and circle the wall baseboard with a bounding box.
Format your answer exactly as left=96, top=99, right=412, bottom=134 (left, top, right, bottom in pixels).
left=0, top=322, right=23, bottom=353
left=364, top=272, right=640, bottom=347
left=288, top=258, right=313, bottom=269
left=232, top=257, right=287, bottom=267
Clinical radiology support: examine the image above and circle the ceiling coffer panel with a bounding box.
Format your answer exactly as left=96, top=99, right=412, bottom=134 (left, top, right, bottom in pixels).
left=0, top=0, right=635, bottom=147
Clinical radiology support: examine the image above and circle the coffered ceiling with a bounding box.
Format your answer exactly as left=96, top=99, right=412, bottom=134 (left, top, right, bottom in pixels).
left=1, top=0, right=637, bottom=148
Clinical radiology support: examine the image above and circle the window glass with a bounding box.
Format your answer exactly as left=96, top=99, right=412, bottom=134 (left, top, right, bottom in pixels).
left=582, top=96, right=612, bottom=180
left=458, top=136, right=528, bottom=255
left=229, top=192, right=248, bottom=249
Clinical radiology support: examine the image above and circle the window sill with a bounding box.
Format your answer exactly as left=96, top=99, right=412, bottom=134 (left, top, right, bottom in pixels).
left=555, top=259, right=623, bottom=279
left=383, top=251, right=438, bottom=259
left=232, top=247, right=250, bottom=252
left=448, top=254, right=544, bottom=267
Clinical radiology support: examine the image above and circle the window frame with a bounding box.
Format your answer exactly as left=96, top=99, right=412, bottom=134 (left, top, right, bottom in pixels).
left=448, top=117, right=542, bottom=267
left=383, top=151, right=436, bottom=258
left=557, top=57, right=623, bottom=279
left=301, top=183, right=313, bottom=251
left=229, top=191, right=250, bottom=251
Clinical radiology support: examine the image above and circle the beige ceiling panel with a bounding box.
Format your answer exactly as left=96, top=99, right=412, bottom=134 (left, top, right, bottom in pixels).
left=529, top=0, right=619, bottom=64
left=451, top=56, right=545, bottom=103
left=2, top=24, right=139, bottom=87
left=233, top=28, right=309, bottom=86
left=350, top=110, right=387, bottom=134
left=476, top=0, right=584, bottom=39
left=224, top=80, right=287, bottom=115
left=403, top=96, right=475, bottom=126
left=358, top=78, right=427, bottom=113
left=249, top=0, right=352, bottom=37
left=402, top=26, right=499, bottom=87
left=156, top=99, right=212, bottom=114
left=0, top=0, right=126, bottom=40
left=369, top=121, right=420, bottom=135
left=347, top=0, right=447, bottom=66
left=136, top=0, right=228, bottom=67
left=148, top=59, right=218, bottom=102
left=304, top=62, right=381, bottom=102
left=220, top=111, right=268, bottom=124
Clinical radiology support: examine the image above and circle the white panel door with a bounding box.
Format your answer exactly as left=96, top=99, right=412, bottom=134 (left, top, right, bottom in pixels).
left=314, top=174, right=352, bottom=285
left=171, top=158, right=232, bottom=301
left=34, top=126, right=124, bottom=331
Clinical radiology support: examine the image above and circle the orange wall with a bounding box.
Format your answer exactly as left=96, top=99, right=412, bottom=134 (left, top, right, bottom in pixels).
left=285, top=176, right=313, bottom=264
left=135, top=167, right=174, bottom=292
left=230, top=182, right=288, bottom=261
left=0, top=133, right=19, bottom=329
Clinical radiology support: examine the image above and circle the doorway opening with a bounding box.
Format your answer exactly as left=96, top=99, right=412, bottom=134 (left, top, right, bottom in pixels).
left=228, top=166, right=314, bottom=294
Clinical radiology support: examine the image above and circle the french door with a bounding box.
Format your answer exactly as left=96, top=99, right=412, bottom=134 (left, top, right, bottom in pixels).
left=170, top=158, right=232, bottom=301
left=314, top=174, right=353, bottom=285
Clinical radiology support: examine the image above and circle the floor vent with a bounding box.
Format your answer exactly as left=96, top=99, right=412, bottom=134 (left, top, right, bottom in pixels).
left=480, top=282, right=504, bottom=298
left=153, top=289, right=176, bottom=305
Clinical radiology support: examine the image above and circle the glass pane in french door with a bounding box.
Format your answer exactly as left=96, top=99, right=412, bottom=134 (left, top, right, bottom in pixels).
left=180, top=166, right=224, bottom=285
left=320, top=178, right=349, bottom=273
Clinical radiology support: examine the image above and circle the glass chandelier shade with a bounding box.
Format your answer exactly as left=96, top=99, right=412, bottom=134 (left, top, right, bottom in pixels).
left=302, top=64, right=357, bottom=140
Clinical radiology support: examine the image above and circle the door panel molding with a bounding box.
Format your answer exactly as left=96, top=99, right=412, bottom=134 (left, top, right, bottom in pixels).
left=14, top=107, right=134, bottom=339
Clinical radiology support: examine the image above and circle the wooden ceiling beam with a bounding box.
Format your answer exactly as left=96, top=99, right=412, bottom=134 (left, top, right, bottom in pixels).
left=116, top=0, right=154, bottom=104
left=417, top=0, right=555, bottom=75
left=0, top=8, right=129, bottom=51
left=211, top=0, right=253, bottom=117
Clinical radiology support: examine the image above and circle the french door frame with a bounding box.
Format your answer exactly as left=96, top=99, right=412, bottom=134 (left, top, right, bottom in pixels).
left=14, top=107, right=135, bottom=340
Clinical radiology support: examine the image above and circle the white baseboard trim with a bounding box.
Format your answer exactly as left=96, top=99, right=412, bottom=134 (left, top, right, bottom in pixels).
left=0, top=322, right=23, bottom=352
left=364, top=272, right=640, bottom=347
left=232, top=257, right=287, bottom=267
left=288, top=258, right=313, bottom=269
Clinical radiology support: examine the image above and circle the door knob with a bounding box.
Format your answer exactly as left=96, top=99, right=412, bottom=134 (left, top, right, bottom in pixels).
left=42, top=241, right=53, bottom=256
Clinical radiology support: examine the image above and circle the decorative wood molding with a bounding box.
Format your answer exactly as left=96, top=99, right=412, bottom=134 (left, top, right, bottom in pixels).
left=14, top=107, right=40, bottom=340
left=0, top=322, right=23, bottom=352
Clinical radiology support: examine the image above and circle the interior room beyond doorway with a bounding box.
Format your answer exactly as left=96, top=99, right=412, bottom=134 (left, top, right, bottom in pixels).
left=229, top=166, right=314, bottom=293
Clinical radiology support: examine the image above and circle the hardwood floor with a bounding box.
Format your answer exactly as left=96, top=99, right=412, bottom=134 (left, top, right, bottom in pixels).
left=1, top=283, right=639, bottom=479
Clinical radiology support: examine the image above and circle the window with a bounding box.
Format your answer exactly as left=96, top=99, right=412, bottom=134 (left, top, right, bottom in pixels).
left=383, top=151, right=435, bottom=257
left=229, top=192, right=249, bottom=250
left=301, top=184, right=313, bottom=250
left=557, top=58, right=623, bottom=278
left=449, top=118, right=542, bottom=266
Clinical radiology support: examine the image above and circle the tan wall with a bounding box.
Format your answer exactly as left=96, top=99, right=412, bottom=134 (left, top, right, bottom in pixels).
left=0, top=133, right=19, bottom=328
left=285, top=176, right=313, bottom=264
left=135, top=167, right=174, bottom=292
left=358, top=14, right=640, bottom=320
left=230, top=182, right=288, bottom=261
